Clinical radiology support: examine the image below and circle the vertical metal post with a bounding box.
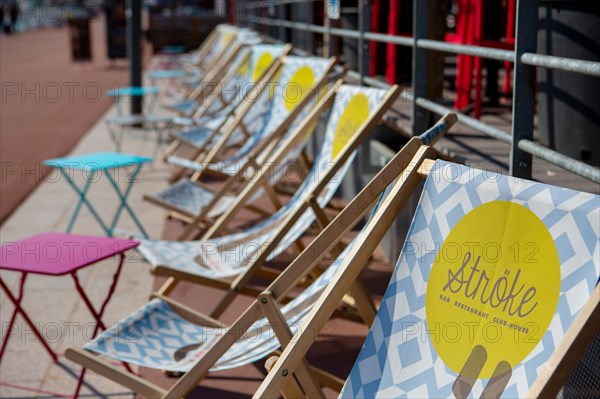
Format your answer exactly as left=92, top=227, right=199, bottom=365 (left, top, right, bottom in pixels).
left=305, top=1, right=314, bottom=54
left=357, top=0, right=372, bottom=196
left=510, top=0, right=538, bottom=178
left=412, top=0, right=429, bottom=136
left=324, top=15, right=331, bottom=57
left=127, top=0, right=142, bottom=115
left=358, top=0, right=371, bottom=85
left=277, top=1, right=286, bottom=42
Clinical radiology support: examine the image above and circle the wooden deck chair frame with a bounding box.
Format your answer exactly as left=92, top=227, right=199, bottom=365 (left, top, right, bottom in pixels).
left=254, top=152, right=444, bottom=399
left=64, top=115, right=456, bottom=399
left=176, top=56, right=337, bottom=184
left=147, top=57, right=337, bottom=223
left=162, top=43, right=292, bottom=163
left=162, top=44, right=254, bottom=161
left=190, top=44, right=293, bottom=123
left=151, top=78, right=345, bottom=242
left=162, top=54, right=314, bottom=177
left=183, top=25, right=236, bottom=73
left=255, top=148, right=600, bottom=398
left=175, top=27, right=217, bottom=75
left=178, top=42, right=251, bottom=116
left=174, top=27, right=236, bottom=101
left=165, top=40, right=247, bottom=116
left=153, top=84, right=405, bottom=320
left=161, top=53, right=288, bottom=180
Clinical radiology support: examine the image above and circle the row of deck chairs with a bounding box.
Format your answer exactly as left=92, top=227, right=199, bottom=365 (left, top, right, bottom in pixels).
left=66, top=24, right=600, bottom=398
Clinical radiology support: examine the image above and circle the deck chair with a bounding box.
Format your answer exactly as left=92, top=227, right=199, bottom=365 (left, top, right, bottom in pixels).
left=162, top=43, right=292, bottom=163
left=104, top=86, right=173, bottom=154
left=164, top=32, right=261, bottom=116
left=177, top=25, right=246, bottom=85
left=144, top=56, right=336, bottom=228
left=161, top=54, right=333, bottom=181
left=138, top=84, right=402, bottom=319
left=148, top=24, right=230, bottom=77
left=173, top=43, right=292, bottom=124
left=104, top=32, right=262, bottom=154
left=64, top=115, right=456, bottom=399
left=163, top=43, right=250, bottom=116
left=149, top=24, right=246, bottom=105
left=256, top=151, right=600, bottom=398
left=146, top=25, right=237, bottom=102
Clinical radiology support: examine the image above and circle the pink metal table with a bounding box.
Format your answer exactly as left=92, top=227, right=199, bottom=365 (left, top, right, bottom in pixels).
left=0, top=232, right=139, bottom=387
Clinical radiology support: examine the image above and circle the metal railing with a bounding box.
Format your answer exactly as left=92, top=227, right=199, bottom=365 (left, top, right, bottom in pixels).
left=237, top=0, right=600, bottom=184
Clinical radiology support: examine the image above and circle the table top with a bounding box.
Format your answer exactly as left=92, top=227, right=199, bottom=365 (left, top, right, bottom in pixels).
left=44, top=151, right=152, bottom=171
left=0, top=232, right=139, bottom=276
left=148, top=70, right=186, bottom=79
left=161, top=45, right=185, bottom=54
left=106, top=86, right=159, bottom=97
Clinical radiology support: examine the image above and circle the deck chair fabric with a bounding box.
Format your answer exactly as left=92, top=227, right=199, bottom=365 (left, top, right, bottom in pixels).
left=66, top=116, right=453, bottom=399
left=166, top=46, right=252, bottom=117
left=168, top=55, right=330, bottom=160
left=252, top=152, right=600, bottom=398
left=139, top=85, right=389, bottom=279
left=83, top=238, right=357, bottom=373
left=192, top=26, right=250, bottom=69
left=180, top=25, right=248, bottom=82
left=172, top=44, right=289, bottom=126
left=339, top=160, right=600, bottom=399
left=147, top=57, right=335, bottom=223
left=160, top=25, right=244, bottom=103
left=166, top=33, right=261, bottom=116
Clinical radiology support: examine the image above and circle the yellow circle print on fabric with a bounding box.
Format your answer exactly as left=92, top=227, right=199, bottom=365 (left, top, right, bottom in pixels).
left=283, top=66, right=315, bottom=111
left=331, top=93, right=370, bottom=159
left=221, top=31, right=234, bottom=46
left=425, top=201, right=560, bottom=380
left=237, top=56, right=251, bottom=77
left=252, top=53, right=274, bottom=81
left=268, top=68, right=283, bottom=100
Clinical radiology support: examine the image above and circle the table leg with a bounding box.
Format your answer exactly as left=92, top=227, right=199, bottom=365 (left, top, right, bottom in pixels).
left=105, top=166, right=149, bottom=238
left=71, top=252, right=128, bottom=335
left=106, top=120, right=124, bottom=153
left=70, top=253, right=135, bottom=398
left=60, top=169, right=111, bottom=235
left=0, top=273, right=58, bottom=363
left=146, top=92, right=158, bottom=115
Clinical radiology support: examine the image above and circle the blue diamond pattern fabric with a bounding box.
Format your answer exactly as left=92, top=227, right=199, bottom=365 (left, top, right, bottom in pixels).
left=341, top=160, right=600, bottom=398
left=152, top=180, right=239, bottom=218
left=139, top=85, right=388, bottom=280
left=171, top=44, right=287, bottom=139
left=86, top=230, right=361, bottom=372
left=168, top=29, right=259, bottom=115
left=171, top=125, right=227, bottom=149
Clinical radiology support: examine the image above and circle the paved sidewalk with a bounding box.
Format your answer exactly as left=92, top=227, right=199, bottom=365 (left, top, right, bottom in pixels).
left=0, top=16, right=133, bottom=224
left=0, top=103, right=170, bottom=398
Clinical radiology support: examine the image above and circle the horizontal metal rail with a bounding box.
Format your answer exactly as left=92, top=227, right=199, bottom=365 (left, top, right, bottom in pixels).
left=518, top=140, right=600, bottom=183
left=415, top=97, right=514, bottom=144
left=247, top=13, right=600, bottom=184
left=252, top=17, right=325, bottom=34
left=521, top=53, right=600, bottom=77
left=245, top=0, right=320, bottom=8
left=253, top=17, right=516, bottom=62
left=347, top=70, right=600, bottom=183
left=363, top=31, right=413, bottom=47
left=415, top=96, right=599, bottom=183
left=252, top=16, right=600, bottom=72
left=417, top=39, right=515, bottom=62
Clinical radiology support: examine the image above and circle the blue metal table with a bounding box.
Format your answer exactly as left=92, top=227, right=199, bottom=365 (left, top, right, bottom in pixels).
left=44, top=151, right=153, bottom=238
left=105, top=86, right=172, bottom=153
